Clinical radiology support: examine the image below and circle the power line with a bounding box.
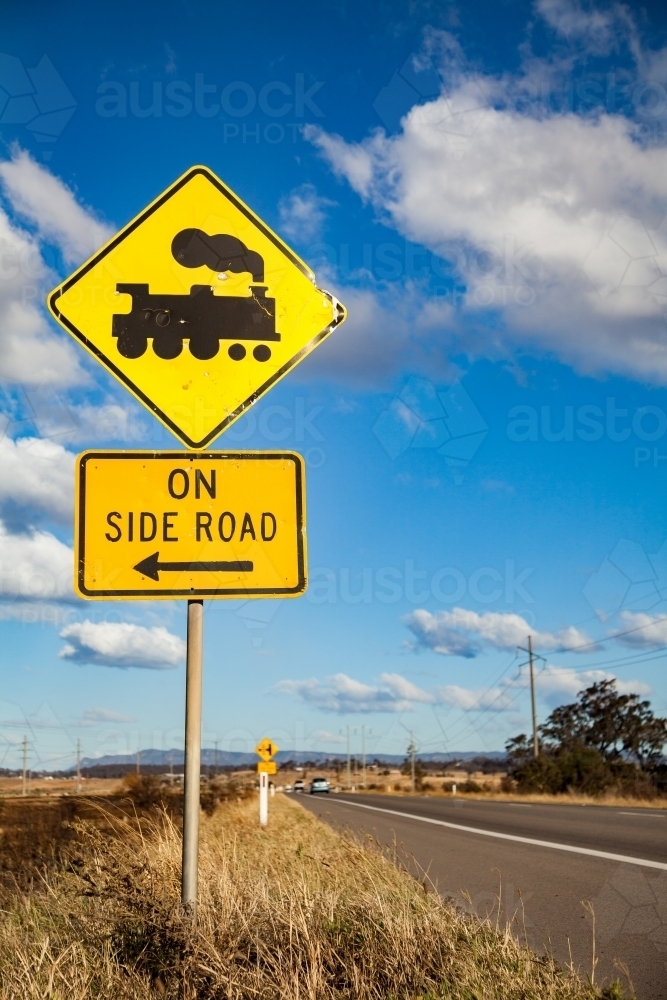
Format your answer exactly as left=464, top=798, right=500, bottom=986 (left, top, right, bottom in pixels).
left=552, top=646, right=667, bottom=673
left=429, top=653, right=520, bottom=746
left=541, top=612, right=667, bottom=656
left=427, top=652, right=519, bottom=747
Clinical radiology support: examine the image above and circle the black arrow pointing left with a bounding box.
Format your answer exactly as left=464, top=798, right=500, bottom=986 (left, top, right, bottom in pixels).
left=134, top=552, right=253, bottom=582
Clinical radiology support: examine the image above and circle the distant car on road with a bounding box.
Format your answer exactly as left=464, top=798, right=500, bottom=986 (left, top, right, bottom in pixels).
left=293, top=779, right=305, bottom=793
left=284, top=784, right=293, bottom=793
left=309, top=777, right=330, bottom=794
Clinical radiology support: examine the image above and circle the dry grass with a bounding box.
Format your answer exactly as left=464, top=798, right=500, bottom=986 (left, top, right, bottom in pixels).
left=0, top=794, right=624, bottom=1000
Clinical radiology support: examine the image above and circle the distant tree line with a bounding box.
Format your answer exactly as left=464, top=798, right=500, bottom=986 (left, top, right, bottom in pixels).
left=505, top=679, right=667, bottom=797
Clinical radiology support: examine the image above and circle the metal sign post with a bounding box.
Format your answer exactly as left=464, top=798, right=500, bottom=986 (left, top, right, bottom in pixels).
left=49, top=164, right=346, bottom=921
left=182, top=599, right=203, bottom=915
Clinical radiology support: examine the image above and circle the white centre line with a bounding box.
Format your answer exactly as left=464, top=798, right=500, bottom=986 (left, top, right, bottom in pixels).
left=331, top=798, right=667, bottom=871
left=619, top=811, right=666, bottom=818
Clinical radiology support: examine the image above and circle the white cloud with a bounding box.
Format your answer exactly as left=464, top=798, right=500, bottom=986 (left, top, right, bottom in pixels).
left=278, top=183, right=335, bottom=244
left=0, top=205, right=84, bottom=386
left=0, top=436, right=74, bottom=526
left=59, top=620, right=186, bottom=670
left=433, top=683, right=515, bottom=711
left=404, top=608, right=596, bottom=657
left=306, top=21, right=667, bottom=384
left=4, top=387, right=147, bottom=447
left=296, top=282, right=457, bottom=387
left=0, top=148, right=112, bottom=264
left=81, top=707, right=135, bottom=725
left=70, top=403, right=145, bottom=442
left=0, top=518, right=73, bottom=600
left=433, top=663, right=651, bottom=712
left=536, top=0, right=637, bottom=54
left=381, top=671, right=434, bottom=703
left=275, top=661, right=646, bottom=717
left=519, top=663, right=651, bottom=702
left=0, top=148, right=115, bottom=389
left=275, top=671, right=433, bottom=713
left=612, top=610, right=667, bottom=648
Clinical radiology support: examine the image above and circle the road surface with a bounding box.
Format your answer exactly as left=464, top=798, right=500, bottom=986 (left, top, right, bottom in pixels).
left=299, top=793, right=667, bottom=999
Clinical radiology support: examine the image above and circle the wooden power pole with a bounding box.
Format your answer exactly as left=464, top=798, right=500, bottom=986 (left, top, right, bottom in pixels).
left=528, top=635, right=539, bottom=758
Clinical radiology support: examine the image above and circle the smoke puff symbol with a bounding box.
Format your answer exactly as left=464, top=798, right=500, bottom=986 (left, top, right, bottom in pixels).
left=171, top=229, right=265, bottom=283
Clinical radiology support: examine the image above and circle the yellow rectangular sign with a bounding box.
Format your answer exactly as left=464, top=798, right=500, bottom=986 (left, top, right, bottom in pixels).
left=257, top=761, right=277, bottom=774
left=75, top=451, right=306, bottom=599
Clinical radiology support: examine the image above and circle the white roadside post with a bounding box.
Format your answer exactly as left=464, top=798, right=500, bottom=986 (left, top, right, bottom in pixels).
left=259, top=772, right=269, bottom=826
left=255, top=738, right=278, bottom=827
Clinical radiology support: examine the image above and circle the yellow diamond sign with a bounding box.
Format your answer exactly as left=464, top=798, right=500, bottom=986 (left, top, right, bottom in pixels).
left=255, top=737, right=279, bottom=761
left=47, top=165, right=346, bottom=448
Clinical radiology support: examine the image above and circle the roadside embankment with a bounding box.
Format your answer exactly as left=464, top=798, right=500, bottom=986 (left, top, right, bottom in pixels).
left=0, top=792, right=622, bottom=999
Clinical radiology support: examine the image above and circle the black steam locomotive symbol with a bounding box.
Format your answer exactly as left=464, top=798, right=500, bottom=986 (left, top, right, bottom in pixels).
left=112, top=229, right=280, bottom=362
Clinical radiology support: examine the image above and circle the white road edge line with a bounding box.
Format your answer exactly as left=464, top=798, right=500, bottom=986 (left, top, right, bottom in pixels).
left=331, top=799, right=667, bottom=871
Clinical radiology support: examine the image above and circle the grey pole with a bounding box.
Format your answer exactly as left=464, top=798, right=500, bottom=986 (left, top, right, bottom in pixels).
left=182, top=599, right=204, bottom=917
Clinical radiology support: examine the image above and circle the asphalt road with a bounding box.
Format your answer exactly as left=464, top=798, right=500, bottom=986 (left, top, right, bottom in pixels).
left=299, top=793, right=667, bottom=999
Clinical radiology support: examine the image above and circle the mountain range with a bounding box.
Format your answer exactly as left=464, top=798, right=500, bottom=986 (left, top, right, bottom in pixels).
left=78, top=749, right=505, bottom=770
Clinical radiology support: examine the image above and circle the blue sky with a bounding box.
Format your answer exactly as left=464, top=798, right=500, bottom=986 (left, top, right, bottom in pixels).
left=2, top=0, right=667, bottom=770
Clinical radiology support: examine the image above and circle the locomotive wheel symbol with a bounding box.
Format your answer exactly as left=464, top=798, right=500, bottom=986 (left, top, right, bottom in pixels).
left=228, top=343, right=246, bottom=361
left=253, top=345, right=271, bottom=362
left=155, top=310, right=170, bottom=327
left=189, top=335, right=219, bottom=361
left=117, top=332, right=147, bottom=358
left=154, top=334, right=183, bottom=360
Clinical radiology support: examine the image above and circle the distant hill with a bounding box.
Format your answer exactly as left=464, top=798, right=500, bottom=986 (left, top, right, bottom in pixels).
left=77, top=748, right=505, bottom=771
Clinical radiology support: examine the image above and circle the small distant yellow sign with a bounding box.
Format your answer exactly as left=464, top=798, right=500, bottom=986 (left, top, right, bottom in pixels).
left=257, top=761, right=277, bottom=774
left=255, top=737, right=279, bottom=761
left=48, top=165, right=346, bottom=449
left=75, top=451, right=305, bottom=599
